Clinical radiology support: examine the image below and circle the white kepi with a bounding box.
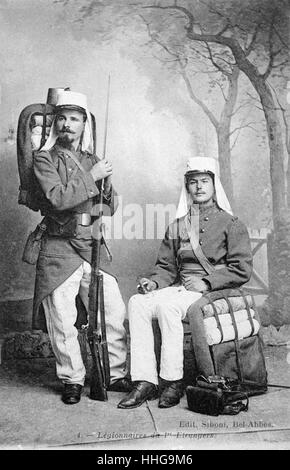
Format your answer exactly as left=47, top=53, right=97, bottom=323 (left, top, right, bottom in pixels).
left=41, top=90, right=94, bottom=153
left=176, top=156, right=232, bottom=219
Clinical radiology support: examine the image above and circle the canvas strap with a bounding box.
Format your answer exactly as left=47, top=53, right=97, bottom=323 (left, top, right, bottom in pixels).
left=61, top=149, right=111, bottom=261
left=184, top=206, right=216, bottom=275
left=239, top=288, right=255, bottom=336
left=61, top=148, right=87, bottom=174
left=224, top=296, right=243, bottom=382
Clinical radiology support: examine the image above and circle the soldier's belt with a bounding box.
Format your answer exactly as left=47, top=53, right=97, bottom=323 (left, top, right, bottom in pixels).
left=46, top=213, right=95, bottom=237
left=180, top=262, right=226, bottom=277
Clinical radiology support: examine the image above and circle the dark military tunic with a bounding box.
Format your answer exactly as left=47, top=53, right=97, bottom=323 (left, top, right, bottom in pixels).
left=32, top=143, right=117, bottom=330
left=150, top=203, right=253, bottom=291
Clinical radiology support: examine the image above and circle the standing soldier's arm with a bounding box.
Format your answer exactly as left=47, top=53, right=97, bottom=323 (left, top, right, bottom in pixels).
left=34, top=150, right=99, bottom=211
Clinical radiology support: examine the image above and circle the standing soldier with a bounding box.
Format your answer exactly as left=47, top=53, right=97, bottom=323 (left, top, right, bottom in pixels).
left=31, top=90, right=131, bottom=404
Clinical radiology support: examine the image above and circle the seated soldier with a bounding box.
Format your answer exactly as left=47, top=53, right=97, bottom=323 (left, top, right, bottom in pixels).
left=118, top=157, right=253, bottom=409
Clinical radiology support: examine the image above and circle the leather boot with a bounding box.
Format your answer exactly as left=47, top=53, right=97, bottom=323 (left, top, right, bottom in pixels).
left=158, top=379, right=184, bottom=408
left=108, top=376, right=133, bottom=393
left=117, top=381, right=158, bottom=409
left=62, top=384, right=83, bottom=405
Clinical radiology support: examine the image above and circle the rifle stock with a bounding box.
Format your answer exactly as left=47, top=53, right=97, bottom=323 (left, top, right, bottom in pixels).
left=99, top=274, right=110, bottom=388
left=87, top=326, right=108, bottom=401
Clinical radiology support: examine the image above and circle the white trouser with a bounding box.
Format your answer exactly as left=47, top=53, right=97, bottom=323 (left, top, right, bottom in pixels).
left=42, top=261, right=128, bottom=385
left=128, top=286, right=202, bottom=385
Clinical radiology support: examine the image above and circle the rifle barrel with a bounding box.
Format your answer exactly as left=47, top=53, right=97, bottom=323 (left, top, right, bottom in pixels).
left=103, top=74, right=111, bottom=159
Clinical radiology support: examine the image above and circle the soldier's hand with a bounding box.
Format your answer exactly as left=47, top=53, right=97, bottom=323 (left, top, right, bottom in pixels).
left=137, top=277, right=157, bottom=294
left=104, top=175, right=112, bottom=194
left=183, top=276, right=209, bottom=293
left=90, top=160, right=113, bottom=181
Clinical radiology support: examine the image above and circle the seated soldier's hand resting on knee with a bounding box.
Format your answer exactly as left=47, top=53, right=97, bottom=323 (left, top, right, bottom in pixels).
left=137, top=278, right=157, bottom=294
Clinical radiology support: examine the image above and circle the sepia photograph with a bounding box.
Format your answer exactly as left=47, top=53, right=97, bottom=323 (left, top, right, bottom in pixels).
left=0, top=0, right=289, bottom=453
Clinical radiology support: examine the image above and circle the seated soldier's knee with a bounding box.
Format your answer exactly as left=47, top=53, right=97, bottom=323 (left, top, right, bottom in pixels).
left=128, top=294, right=145, bottom=308
left=156, top=302, right=180, bottom=317
left=128, top=294, right=151, bottom=320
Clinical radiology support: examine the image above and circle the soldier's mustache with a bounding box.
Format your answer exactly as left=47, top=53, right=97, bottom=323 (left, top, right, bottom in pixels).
left=60, top=128, right=75, bottom=134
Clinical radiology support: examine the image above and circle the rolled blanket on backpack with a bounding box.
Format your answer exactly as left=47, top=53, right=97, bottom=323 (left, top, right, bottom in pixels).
left=31, top=134, right=42, bottom=150
left=203, top=295, right=253, bottom=318
left=204, top=308, right=255, bottom=330
left=31, top=126, right=51, bottom=150
left=205, top=318, right=260, bottom=346
left=31, top=133, right=50, bottom=150
left=31, top=125, right=51, bottom=136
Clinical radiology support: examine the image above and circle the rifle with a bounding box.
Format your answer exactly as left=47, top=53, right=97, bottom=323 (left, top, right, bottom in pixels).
left=87, top=76, right=111, bottom=401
